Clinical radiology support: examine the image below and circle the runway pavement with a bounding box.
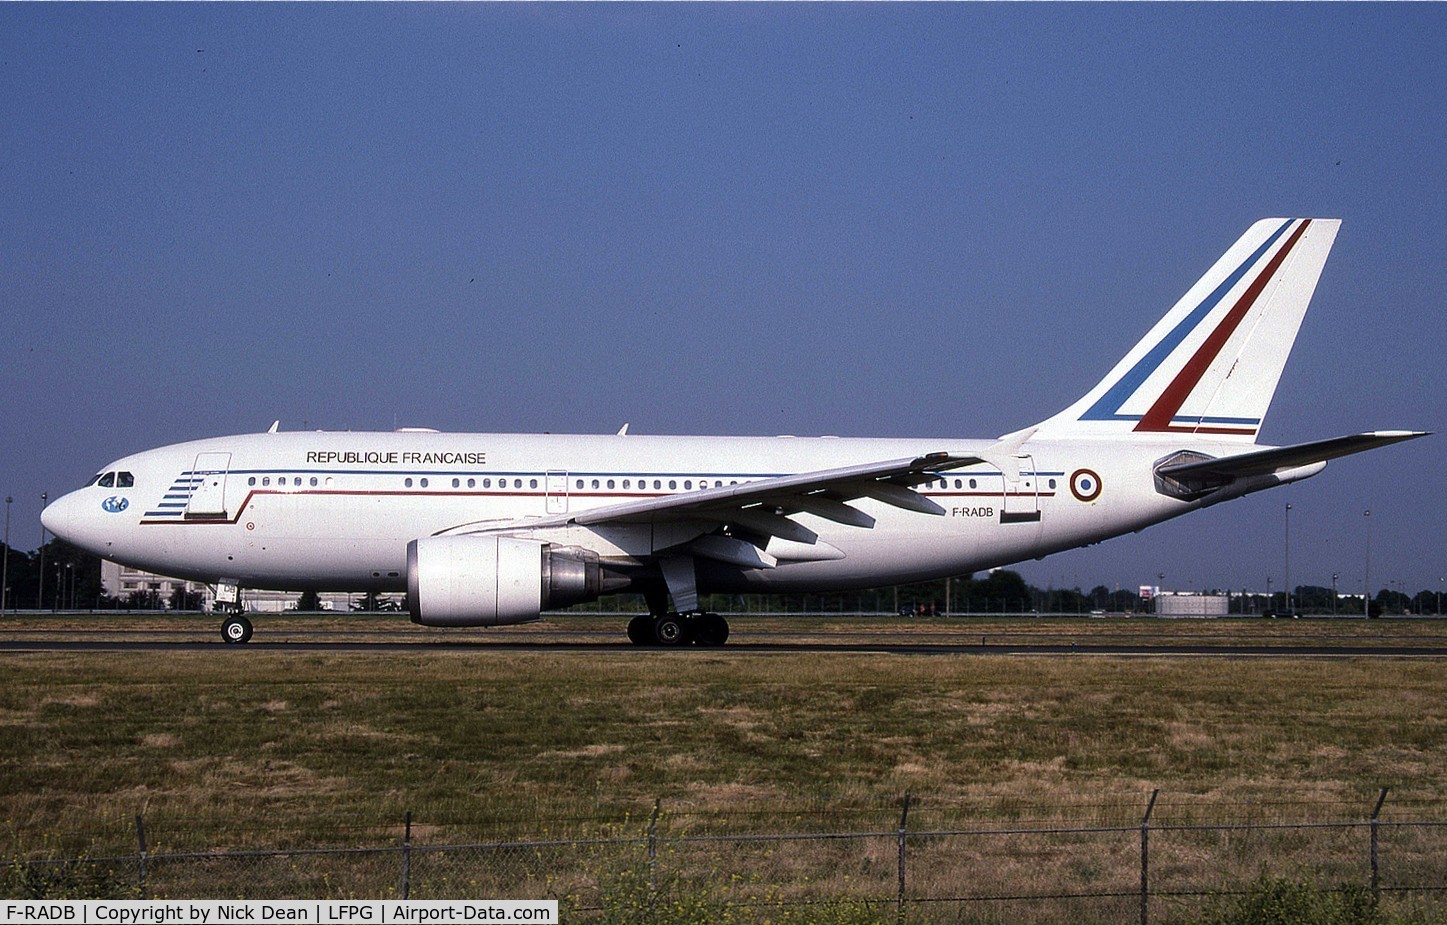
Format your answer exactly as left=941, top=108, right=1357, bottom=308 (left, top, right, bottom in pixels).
left=3, top=622, right=1446, bottom=657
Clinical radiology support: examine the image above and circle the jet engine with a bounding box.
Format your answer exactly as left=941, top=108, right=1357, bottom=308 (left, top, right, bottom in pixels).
left=407, top=535, right=619, bottom=626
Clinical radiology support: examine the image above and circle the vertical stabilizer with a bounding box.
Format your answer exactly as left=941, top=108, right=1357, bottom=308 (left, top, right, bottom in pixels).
left=1032, top=218, right=1340, bottom=442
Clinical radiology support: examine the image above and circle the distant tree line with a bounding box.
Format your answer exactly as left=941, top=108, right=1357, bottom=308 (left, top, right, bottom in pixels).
left=0, top=539, right=203, bottom=611
left=1, top=540, right=1442, bottom=616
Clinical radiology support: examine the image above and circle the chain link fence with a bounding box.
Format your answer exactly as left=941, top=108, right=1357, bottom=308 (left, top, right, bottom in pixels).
left=7, top=792, right=1446, bottom=923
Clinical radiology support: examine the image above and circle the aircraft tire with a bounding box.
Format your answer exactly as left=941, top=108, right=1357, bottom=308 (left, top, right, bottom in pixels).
left=626, top=614, right=652, bottom=646
left=652, top=613, right=688, bottom=646
left=694, top=612, right=729, bottom=647
left=222, top=615, right=253, bottom=645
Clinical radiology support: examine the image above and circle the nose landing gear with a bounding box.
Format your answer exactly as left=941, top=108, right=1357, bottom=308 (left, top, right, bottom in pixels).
left=221, top=614, right=253, bottom=644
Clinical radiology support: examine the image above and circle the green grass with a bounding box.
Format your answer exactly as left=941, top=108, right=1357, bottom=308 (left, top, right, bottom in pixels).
left=3, top=617, right=1446, bottom=853
left=4, top=617, right=1447, bottom=916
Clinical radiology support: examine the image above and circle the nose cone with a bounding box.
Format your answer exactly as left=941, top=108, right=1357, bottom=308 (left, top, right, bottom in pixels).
left=42, top=491, right=110, bottom=556
left=40, top=493, right=70, bottom=539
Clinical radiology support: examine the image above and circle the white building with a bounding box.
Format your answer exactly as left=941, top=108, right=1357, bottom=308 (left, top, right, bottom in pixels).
left=100, top=561, right=368, bottom=612
left=1153, top=591, right=1229, bottom=618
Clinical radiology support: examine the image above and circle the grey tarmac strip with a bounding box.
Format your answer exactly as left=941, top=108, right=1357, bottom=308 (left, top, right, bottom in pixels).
left=2, top=637, right=1446, bottom=657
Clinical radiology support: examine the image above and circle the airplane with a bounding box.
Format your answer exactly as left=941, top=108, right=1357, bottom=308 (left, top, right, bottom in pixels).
left=41, top=218, right=1426, bottom=645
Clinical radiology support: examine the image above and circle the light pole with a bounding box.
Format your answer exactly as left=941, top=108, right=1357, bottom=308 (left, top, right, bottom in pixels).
left=1438, top=577, right=1443, bottom=617
left=1363, top=510, right=1372, bottom=620
left=2, top=496, right=10, bottom=616
left=1284, top=504, right=1292, bottom=616
left=38, top=492, right=47, bottom=612
left=1332, top=573, right=1339, bottom=617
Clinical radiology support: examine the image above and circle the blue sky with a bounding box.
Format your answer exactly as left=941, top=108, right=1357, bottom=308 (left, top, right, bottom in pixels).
left=2, top=5, right=1442, bottom=598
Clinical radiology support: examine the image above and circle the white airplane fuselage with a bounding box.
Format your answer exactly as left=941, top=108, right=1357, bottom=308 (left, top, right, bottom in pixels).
left=46, top=429, right=1308, bottom=595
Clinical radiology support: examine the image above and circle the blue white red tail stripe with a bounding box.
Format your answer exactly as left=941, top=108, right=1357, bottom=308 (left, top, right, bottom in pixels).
left=1077, top=218, right=1296, bottom=432
left=1134, top=219, right=1311, bottom=434
left=1031, top=218, right=1339, bottom=443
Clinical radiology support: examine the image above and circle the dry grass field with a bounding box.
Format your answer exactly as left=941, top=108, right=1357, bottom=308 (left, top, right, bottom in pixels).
left=3, top=612, right=1446, bottom=861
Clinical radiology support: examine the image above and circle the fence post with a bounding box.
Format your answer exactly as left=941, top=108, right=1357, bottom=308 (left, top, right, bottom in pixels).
left=897, top=792, right=912, bottom=923
left=1140, top=789, right=1159, bottom=925
left=134, top=814, right=148, bottom=900
left=647, top=799, right=661, bottom=902
left=1370, top=788, right=1389, bottom=907
left=402, top=811, right=413, bottom=900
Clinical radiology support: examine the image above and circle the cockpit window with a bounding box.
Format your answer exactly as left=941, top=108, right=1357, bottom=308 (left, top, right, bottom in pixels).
left=85, top=474, right=103, bottom=488
left=93, top=471, right=134, bottom=489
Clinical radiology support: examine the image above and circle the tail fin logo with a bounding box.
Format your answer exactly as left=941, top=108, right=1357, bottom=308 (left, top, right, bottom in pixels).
left=1038, top=218, right=1338, bottom=442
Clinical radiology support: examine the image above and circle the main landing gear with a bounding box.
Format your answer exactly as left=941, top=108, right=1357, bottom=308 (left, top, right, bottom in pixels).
left=627, top=612, right=730, bottom=647
left=221, top=613, right=253, bottom=644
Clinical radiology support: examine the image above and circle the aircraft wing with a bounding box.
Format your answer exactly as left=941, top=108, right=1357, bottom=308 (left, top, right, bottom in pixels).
left=441, top=450, right=986, bottom=548
left=568, top=451, right=982, bottom=532
left=1157, top=431, right=1429, bottom=481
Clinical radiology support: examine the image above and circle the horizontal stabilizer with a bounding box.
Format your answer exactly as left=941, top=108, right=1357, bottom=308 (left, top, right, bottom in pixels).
left=1158, top=431, right=1429, bottom=481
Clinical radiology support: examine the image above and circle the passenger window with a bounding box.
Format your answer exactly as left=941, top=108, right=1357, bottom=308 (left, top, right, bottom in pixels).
left=1049, top=479, right=1057, bottom=490
left=404, top=478, right=413, bottom=488
left=467, top=478, right=475, bottom=488
left=969, top=478, right=977, bottom=489
left=669, top=480, right=677, bottom=490
left=310, top=477, right=318, bottom=487
left=99, top=473, right=115, bottom=488
left=653, top=480, right=661, bottom=490
left=452, top=478, right=460, bottom=488
left=607, top=479, right=615, bottom=489
left=263, top=477, right=272, bottom=487
left=248, top=477, right=257, bottom=486
left=529, top=478, right=538, bottom=489
left=623, top=479, right=631, bottom=489
left=684, top=480, right=692, bottom=490
left=513, top=479, right=522, bottom=489
left=420, top=478, right=429, bottom=488
left=592, top=479, right=600, bottom=489
left=576, top=480, right=584, bottom=490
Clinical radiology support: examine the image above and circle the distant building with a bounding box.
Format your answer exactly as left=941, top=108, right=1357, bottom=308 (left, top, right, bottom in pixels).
left=100, top=561, right=367, bottom=612
left=1153, top=591, right=1229, bottom=618
left=101, top=560, right=209, bottom=607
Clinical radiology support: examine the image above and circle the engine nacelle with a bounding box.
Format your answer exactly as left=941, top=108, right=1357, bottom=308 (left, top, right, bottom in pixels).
left=407, top=535, right=609, bottom=627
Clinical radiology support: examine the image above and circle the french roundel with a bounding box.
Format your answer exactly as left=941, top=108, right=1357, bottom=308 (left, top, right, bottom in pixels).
left=1069, top=469, right=1102, bottom=502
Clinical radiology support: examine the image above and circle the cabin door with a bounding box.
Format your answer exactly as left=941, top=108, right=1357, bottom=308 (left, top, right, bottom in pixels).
left=545, top=470, right=569, bottom=514
left=185, top=452, right=233, bottom=518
